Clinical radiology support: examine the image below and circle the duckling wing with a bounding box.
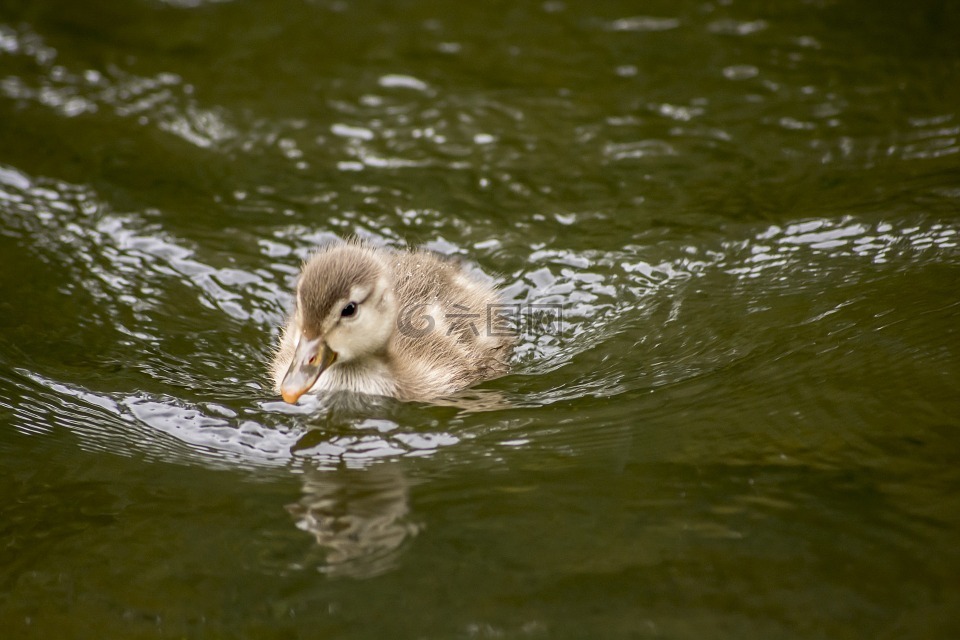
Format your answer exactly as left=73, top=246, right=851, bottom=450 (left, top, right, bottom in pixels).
left=387, top=250, right=515, bottom=399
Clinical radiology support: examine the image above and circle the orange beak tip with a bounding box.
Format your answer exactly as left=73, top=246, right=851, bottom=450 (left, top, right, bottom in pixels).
left=278, top=337, right=335, bottom=404
left=280, top=382, right=309, bottom=404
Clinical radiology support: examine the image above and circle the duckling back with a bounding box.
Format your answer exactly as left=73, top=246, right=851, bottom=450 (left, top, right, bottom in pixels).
left=386, top=249, right=515, bottom=400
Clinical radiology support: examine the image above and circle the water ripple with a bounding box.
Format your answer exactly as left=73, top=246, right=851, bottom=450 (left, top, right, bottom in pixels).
left=3, top=6, right=959, bottom=477
left=5, top=151, right=957, bottom=468
left=1, top=24, right=235, bottom=146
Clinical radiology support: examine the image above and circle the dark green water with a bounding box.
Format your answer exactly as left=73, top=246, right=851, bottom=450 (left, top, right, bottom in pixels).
left=2, top=0, right=959, bottom=637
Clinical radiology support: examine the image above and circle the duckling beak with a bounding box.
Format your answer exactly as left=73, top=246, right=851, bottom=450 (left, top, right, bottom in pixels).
left=280, top=336, right=338, bottom=403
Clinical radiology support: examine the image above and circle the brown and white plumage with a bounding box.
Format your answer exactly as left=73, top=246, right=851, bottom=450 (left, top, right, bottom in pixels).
left=271, top=239, right=514, bottom=403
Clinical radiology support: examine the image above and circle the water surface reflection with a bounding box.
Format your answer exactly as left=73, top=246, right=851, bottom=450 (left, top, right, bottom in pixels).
left=287, top=462, right=418, bottom=578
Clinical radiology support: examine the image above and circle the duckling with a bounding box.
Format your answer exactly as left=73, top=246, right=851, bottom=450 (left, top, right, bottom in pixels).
left=271, top=239, right=515, bottom=403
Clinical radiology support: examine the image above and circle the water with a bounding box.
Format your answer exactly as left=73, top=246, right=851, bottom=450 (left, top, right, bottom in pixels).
left=2, top=0, right=959, bottom=637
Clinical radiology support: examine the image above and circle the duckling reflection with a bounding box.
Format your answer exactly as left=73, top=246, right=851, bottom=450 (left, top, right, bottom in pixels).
left=286, top=463, right=417, bottom=578
left=271, top=238, right=515, bottom=403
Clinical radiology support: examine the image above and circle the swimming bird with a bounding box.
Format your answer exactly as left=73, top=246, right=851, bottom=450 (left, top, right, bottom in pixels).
left=271, top=239, right=515, bottom=403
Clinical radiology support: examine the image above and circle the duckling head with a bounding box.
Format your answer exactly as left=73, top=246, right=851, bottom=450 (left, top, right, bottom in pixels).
left=280, top=244, right=397, bottom=403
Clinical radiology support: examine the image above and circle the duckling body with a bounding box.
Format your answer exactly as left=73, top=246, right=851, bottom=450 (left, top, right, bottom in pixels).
left=271, top=240, right=514, bottom=402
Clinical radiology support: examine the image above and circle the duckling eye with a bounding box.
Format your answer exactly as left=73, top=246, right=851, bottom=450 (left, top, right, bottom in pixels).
left=341, top=302, right=358, bottom=318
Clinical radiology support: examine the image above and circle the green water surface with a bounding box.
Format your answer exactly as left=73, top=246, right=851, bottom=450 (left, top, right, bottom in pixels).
left=1, top=0, right=959, bottom=638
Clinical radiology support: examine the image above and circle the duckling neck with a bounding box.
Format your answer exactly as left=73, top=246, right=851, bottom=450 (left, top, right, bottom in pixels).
left=314, top=356, right=398, bottom=397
